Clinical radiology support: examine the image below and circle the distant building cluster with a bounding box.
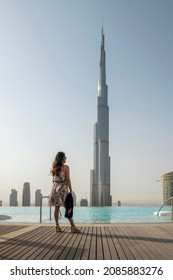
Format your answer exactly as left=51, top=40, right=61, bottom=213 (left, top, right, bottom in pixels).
left=1, top=170, right=173, bottom=207
left=8, top=182, right=43, bottom=207
left=0, top=182, right=86, bottom=207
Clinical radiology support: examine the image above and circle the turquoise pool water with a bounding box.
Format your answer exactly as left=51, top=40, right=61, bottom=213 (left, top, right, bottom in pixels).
left=0, top=206, right=172, bottom=224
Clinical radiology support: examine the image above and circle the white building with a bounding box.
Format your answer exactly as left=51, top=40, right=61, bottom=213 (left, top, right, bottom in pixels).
left=160, top=172, right=173, bottom=205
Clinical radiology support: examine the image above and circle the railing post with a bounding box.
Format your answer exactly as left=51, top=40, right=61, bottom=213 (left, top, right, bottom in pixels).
left=40, top=195, right=43, bottom=223
left=40, top=195, right=52, bottom=223
left=157, top=196, right=173, bottom=220
left=50, top=204, right=51, bottom=221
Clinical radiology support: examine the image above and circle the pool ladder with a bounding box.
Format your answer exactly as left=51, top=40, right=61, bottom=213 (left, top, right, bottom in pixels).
left=157, top=196, right=173, bottom=220
left=40, top=196, right=52, bottom=223
left=39, top=195, right=61, bottom=223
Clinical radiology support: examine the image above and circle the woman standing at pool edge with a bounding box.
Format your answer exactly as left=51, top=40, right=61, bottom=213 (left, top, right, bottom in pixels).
left=49, top=151, right=80, bottom=233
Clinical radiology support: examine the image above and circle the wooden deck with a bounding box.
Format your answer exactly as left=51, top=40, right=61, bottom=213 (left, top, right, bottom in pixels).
left=0, top=223, right=173, bottom=260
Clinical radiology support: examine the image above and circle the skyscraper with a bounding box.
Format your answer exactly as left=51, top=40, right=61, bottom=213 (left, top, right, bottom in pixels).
left=90, top=28, right=111, bottom=206
left=35, top=189, right=42, bottom=206
left=10, top=189, right=18, bottom=206
left=22, top=182, right=31, bottom=206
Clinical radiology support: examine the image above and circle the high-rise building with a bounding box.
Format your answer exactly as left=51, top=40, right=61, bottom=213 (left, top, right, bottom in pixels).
left=22, top=182, right=31, bottom=206
left=35, top=189, right=42, bottom=206
left=90, top=27, right=111, bottom=206
left=160, top=172, right=173, bottom=205
left=80, top=198, right=88, bottom=206
left=72, top=191, right=76, bottom=206
left=10, top=189, right=18, bottom=206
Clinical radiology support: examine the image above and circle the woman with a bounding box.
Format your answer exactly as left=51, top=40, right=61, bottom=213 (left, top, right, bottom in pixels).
left=49, top=151, right=80, bottom=233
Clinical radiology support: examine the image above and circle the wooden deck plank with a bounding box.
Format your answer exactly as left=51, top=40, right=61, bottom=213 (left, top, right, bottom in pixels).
left=100, top=226, right=112, bottom=259
left=123, top=226, right=146, bottom=259
left=50, top=227, right=78, bottom=260
left=104, top=226, right=119, bottom=259
left=67, top=226, right=88, bottom=260
left=0, top=225, right=28, bottom=236
left=28, top=226, right=63, bottom=259
left=96, top=227, right=104, bottom=260
left=113, top=226, right=135, bottom=259
left=20, top=227, right=56, bottom=260
left=107, top=226, right=123, bottom=259
left=126, top=225, right=165, bottom=260
left=135, top=225, right=168, bottom=259
left=117, top=226, right=143, bottom=260
left=8, top=227, right=51, bottom=260
left=125, top=225, right=157, bottom=259
left=41, top=227, right=72, bottom=260
left=80, top=226, right=92, bottom=260
left=135, top=225, right=172, bottom=260
left=125, top=227, right=160, bottom=260
left=109, top=226, right=127, bottom=259
left=34, top=226, right=66, bottom=260
left=88, top=227, right=97, bottom=259
left=66, top=226, right=84, bottom=260
left=135, top=225, right=173, bottom=260
left=0, top=226, right=45, bottom=259
left=155, top=225, right=173, bottom=259
left=0, top=224, right=173, bottom=260
left=158, top=224, right=173, bottom=236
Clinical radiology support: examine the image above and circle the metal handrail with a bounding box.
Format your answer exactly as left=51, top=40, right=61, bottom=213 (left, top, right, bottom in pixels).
left=157, top=196, right=173, bottom=220
left=39, top=195, right=62, bottom=223
left=40, top=195, right=52, bottom=223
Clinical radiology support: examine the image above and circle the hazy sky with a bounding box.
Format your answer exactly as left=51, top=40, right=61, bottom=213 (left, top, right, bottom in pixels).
left=0, top=0, right=173, bottom=206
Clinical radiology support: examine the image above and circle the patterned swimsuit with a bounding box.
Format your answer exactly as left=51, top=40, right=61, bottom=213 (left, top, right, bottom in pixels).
left=49, top=169, right=69, bottom=207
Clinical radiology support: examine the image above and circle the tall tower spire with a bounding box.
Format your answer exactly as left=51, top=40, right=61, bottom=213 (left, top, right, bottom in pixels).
left=90, top=28, right=111, bottom=206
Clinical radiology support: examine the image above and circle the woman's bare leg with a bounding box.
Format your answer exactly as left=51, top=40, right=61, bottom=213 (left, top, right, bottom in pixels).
left=54, top=206, right=60, bottom=227
left=68, top=217, right=75, bottom=227
left=68, top=217, right=80, bottom=233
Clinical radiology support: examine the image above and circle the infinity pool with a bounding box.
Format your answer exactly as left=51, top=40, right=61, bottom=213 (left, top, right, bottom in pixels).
left=0, top=206, right=172, bottom=224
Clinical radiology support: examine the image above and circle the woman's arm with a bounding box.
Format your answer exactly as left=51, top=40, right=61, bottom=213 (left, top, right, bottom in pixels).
left=65, top=165, right=72, bottom=192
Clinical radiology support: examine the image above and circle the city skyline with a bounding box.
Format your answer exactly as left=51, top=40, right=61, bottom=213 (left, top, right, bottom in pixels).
left=0, top=0, right=173, bottom=206
left=1, top=183, right=80, bottom=207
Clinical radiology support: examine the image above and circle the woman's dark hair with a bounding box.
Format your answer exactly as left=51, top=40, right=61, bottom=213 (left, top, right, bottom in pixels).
left=51, top=151, right=65, bottom=176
